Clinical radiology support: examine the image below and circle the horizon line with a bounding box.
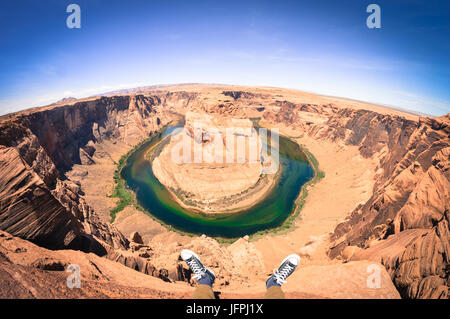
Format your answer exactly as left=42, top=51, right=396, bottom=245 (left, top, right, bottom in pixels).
left=0, top=82, right=443, bottom=119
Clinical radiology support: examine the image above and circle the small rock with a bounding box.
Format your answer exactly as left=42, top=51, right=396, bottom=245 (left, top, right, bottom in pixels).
left=342, top=245, right=363, bottom=262
left=129, top=231, right=144, bottom=244
left=138, top=251, right=151, bottom=258
left=130, top=242, right=144, bottom=252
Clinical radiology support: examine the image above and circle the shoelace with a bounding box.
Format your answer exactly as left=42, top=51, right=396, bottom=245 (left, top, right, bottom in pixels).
left=187, top=258, right=206, bottom=280
left=272, top=263, right=294, bottom=285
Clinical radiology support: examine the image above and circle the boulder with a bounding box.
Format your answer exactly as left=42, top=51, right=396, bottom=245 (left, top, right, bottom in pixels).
left=129, top=232, right=144, bottom=245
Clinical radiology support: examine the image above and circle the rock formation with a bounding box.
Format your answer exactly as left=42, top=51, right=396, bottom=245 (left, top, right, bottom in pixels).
left=259, top=97, right=448, bottom=299
left=0, top=230, right=192, bottom=298
left=152, top=111, right=275, bottom=213
left=323, top=115, right=449, bottom=299
left=0, top=84, right=447, bottom=298
left=0, top=95, right=168, bottom=259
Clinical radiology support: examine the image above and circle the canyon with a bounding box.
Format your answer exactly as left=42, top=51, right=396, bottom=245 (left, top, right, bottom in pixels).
left=0, top=84, right=448, bottom=299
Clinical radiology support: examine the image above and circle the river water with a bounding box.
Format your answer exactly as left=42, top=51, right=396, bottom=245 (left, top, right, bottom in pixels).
left=120, top=125, right=314, bottom=238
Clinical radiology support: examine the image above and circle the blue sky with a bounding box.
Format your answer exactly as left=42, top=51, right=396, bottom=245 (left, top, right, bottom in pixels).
left=0, top=0, right=449, bottom=116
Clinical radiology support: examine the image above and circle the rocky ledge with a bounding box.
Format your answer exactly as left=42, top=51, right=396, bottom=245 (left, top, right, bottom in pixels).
left=0, top=85, right=447, bottom=298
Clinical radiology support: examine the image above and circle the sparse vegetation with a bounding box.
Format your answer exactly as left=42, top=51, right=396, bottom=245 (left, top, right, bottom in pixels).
left=109, top=139, right=147, bottom=222
left=109, top=123, right=174, bottom=222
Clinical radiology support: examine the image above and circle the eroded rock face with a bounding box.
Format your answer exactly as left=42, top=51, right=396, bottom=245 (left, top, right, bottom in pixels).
left=0, top=230, right=191, bottom=298
left=0, top=86, right=447, bottom=298
left=0, top=92, right=216, bottom=284
left=323, top=115, right=449, bottom=299
left=19, top=95, right=160, bottom=173
left=0, top=95, right=170, bottom=253
left=0, top=146, right=83, bottom=250
left=348, top=214, right=449, bottom=299
left=388, top=212, right=449, bottom=299
left=261, top=98, right=449, bottom=299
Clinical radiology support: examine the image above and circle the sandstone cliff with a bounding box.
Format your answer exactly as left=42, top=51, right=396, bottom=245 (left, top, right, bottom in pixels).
left=261, top=99, right=449, bottom=299
left=0, top=85, right=447, bottom=298
left=0, top=95, right=171, bottom=253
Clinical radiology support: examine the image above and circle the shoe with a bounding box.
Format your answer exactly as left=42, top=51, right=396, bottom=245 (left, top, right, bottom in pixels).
left=181, top=249, right=216, bottom=283
left=266, top=254, right=300, bottom=286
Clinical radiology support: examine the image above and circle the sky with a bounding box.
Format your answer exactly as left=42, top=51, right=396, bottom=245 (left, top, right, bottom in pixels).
left=0, top=0, right=449, bottom=116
